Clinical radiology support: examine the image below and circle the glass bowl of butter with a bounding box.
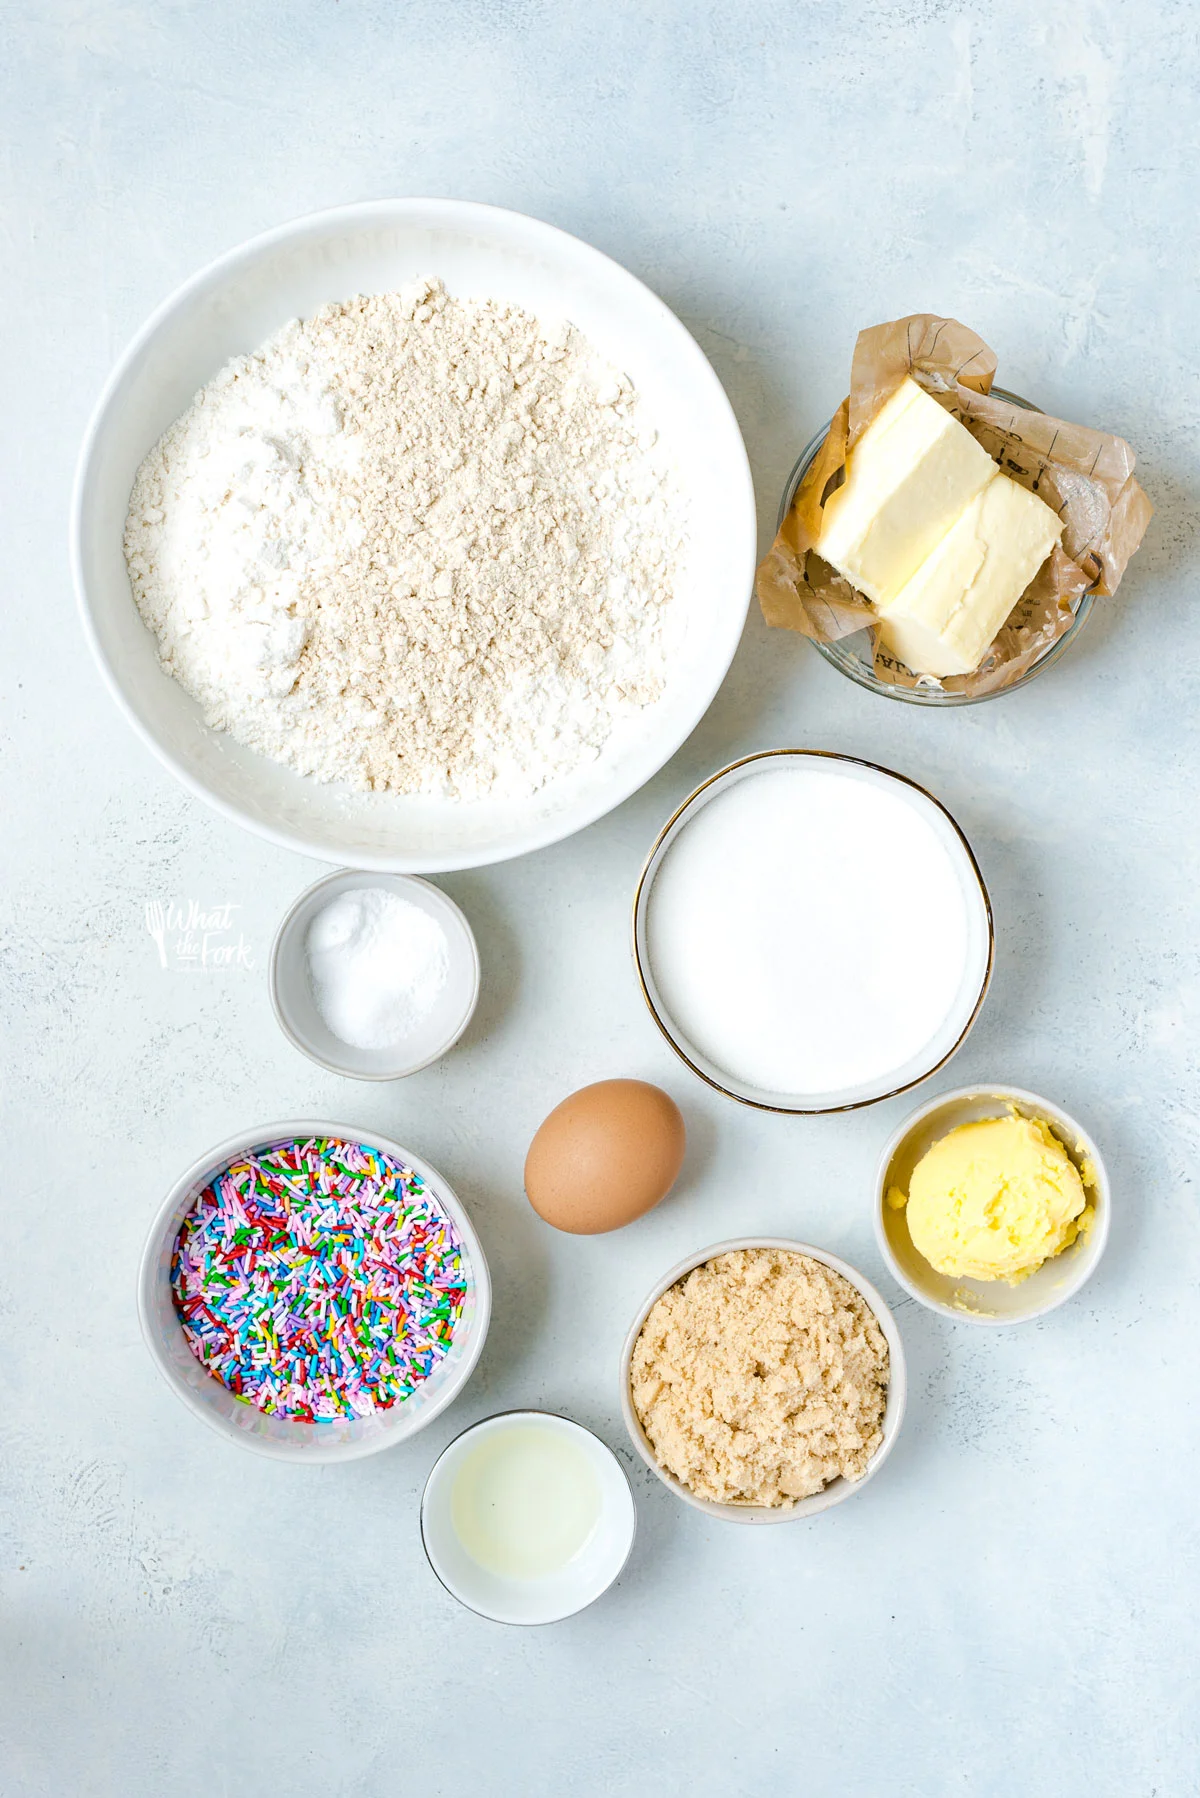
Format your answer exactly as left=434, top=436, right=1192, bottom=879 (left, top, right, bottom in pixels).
left=778, top=389, right=1096, bottom=706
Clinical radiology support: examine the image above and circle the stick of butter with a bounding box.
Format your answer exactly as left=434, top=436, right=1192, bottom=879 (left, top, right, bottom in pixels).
left=876, top=473, right=1064, bottom=677
left=817, top=375, right=997, bottom=606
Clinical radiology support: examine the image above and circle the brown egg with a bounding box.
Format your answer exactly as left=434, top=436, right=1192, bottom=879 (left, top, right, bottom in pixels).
left=524, top=1079, right=686, bottom=1235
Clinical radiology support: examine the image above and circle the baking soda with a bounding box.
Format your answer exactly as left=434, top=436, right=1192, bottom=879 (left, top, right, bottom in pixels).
left=306, top=887, right=449, bottom=1050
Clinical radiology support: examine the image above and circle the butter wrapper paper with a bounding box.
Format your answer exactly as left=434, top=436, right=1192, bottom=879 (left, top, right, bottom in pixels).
left=756, top=314, right=1153, bottom=695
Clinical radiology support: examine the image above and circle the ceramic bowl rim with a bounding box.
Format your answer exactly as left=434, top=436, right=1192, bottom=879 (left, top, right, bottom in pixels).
left=619, top=1235, right=907, bottom=1523
left=631, top=748, right=994, bottom=1113
left=268, top=869, right=481, bottom=1080
left=872, top=1082, right=1112, bottom=1325
left=137, top=1118, right=492, bottom=1461
left=71, top=196, right=758, bottom=872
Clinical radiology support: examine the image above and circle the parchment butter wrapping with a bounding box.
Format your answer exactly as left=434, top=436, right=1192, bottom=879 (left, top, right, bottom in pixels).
left=756, top=315, right=1153, bottom=695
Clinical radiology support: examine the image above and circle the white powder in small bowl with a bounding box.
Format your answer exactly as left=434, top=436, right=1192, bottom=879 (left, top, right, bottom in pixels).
left=306, top=888, right=449, bottom=1051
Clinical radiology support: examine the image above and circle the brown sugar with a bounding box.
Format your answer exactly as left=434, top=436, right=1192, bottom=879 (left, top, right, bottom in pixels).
left=630, top=1248, right=889, bottom=1507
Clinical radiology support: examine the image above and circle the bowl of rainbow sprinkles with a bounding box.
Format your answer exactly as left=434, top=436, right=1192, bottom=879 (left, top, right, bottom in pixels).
left=138, top=1122, right=491, bottom=1462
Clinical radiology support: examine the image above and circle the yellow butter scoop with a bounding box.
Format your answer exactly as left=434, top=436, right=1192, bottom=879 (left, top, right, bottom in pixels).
left=890, top=1113, right=1091, bottom=1286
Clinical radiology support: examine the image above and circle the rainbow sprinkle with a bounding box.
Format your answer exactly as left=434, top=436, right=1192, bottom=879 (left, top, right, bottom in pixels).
left=171, top=1136, right=467, bottom=1421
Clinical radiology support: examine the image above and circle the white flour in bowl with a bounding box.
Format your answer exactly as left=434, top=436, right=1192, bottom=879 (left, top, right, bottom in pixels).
left=124, top=278, right=685, bottom=798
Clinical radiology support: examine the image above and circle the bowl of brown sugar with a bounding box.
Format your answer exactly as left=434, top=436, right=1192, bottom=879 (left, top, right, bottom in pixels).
left=619, top=1238, right=906, bottom=1523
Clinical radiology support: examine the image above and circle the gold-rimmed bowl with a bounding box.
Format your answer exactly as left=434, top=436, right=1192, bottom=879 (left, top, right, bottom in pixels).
left=779, top=389, right=1096, bottom=705
left=632, top=750, right=994, bottom=1113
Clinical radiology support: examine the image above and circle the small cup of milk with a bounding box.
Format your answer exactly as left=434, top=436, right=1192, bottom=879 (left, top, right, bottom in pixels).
left=420, top=1412, right=636, bottom=1624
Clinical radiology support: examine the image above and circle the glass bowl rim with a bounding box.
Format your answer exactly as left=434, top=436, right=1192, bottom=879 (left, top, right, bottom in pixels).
left=777, top=386, right=1095, bottom=706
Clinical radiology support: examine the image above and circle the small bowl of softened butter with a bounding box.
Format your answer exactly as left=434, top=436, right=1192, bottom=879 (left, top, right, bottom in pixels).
left=875, top=1084, right=1110, bottom=1324
left=779, top=389, right=1095, bottom=706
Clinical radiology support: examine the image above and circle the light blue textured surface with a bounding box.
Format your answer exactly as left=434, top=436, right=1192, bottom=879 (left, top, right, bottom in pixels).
left=2, top=3, right=1197, bottom=1794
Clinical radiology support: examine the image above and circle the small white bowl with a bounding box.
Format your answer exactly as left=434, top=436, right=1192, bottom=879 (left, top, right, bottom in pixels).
left=138, top=1120, right=491, bottom=1462
left=874, top=1084, right=1110, bottom=1325
left=420, top=1411, right=636, bottom=1625
left=269, top=870, right=480, bottom=1080
left=620, top=1236, right=906, bottom=1523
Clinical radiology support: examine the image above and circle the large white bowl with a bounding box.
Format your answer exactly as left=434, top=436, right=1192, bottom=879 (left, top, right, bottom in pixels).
left=138, top=1120, right=491, bottom=1462
left=73, top=199, right=757, bottom=871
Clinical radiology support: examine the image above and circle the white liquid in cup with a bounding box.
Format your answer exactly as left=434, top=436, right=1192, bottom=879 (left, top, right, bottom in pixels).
left=450, top=1423, right=602, bottom=1580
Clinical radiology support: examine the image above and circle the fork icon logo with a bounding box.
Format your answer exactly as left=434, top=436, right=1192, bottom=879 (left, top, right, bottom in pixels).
left=145, top=901, right=169, bottom=967
left=142, top=899, right=253, bottom=972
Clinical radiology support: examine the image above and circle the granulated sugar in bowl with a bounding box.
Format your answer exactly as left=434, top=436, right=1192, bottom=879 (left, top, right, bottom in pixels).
left=633, top=750, right=993, bottom=1113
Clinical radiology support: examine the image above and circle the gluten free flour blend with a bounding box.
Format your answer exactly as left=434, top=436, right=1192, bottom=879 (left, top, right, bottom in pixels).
left=124, top=279, right=684, bottom=797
